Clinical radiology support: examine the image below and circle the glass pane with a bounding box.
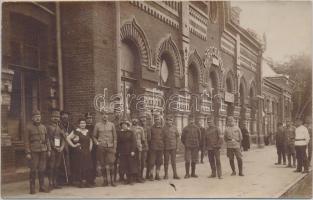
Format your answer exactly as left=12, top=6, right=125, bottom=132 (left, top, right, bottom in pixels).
left=10, top=41, right=22, bottom=65
left=23, top=45, right=39, bottom=68
left=8, top=71, right=22, bottom=141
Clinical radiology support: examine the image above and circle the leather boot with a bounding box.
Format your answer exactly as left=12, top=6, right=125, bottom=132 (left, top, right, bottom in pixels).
left=229, top=159, right=236, bottom=175
left=191, top=162, right=198, bottom=178
left=109, top=169, right=116, bottom=187
left=172, top=163, right=180, bottom=179
left=53, top=169, right=62, bottom=189
left=238, top=159, right=244, bottom=176
left=155, top=168, right=161, bottom=181
left=29, top=171, right=36, bottom=194
left=48, top=169, right=54, bottom=190
left=184, top=162, right=190, bottom=178
left=163, top=164, right=168, bottom=179
left=38, top=171, right=50, bottom=193
left=102, top=169, right=108, bottom=186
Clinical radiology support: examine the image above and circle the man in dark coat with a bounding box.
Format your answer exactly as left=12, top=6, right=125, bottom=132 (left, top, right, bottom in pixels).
left=275, top=122, right=287, bottom=165
left=205, top=116, right=223, bottom=179
left=240, top=122, right=250, bottom=151
left=25, top=110, right=51, bottom=194
left=148, top=115, right=164, bottom=181
left=162, top=115, right=180, bottom=179
left=46, top=110, right=66, bottom=190
left=285, top=120, right=296, bottom=168
left=181, top=115, right=201, bottom=178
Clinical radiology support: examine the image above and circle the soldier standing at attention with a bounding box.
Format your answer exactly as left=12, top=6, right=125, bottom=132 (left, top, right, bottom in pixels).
left=275, top=122, right=287, bottom=165
left=85, top=112, right=97, bottom=185
left=204, top=116, right=223, bottom=179
left=93, top=113, right=117, bottom=186
left=25, top=110, right=51, bottom=194
left=162, top=115, right=180, bottom=179
left=148, top=115, right=164, bottom=181
left=138, top=112, right=150, bottom=181
left=46, top=110, right=65, bottom=190
left=181, top=115, right=201, bottom=178
left=285, top=120, right=296, bottom=168
left=131, top=118, right=145, bottom=183
left=224, top=116, right=244, bottom=176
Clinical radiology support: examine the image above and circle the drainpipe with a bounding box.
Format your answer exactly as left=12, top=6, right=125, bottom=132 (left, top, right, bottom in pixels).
left=116, top=2, right=121, bottom=94
left=56, top=2, right=64, bottom=110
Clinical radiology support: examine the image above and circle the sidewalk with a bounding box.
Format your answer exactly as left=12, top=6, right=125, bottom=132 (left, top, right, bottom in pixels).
left=1, top=145, right=311, bottom=198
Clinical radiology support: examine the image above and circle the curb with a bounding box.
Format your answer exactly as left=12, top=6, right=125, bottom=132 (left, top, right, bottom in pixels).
left=274, top=169, right=312, bottom=198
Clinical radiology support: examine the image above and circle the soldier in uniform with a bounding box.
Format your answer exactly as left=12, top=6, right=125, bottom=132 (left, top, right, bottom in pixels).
left=275, top=122, right=287, bottom=165
left=294, top=117, right=310, bottom=173
left=285, top=120, right=296, bottom=168
left=25, top=110, right=51, bottom=194
left=93, top=113, right=117, bottom=186
left=138, top=113, right=150, bottom=181
left=59, top=111, right=75, bottom=185
left=85, top=112, right=97, bottom=185
left=46, top=110, right=66, bottom=189
left=224, top=116, right=244, bottom=176
left=148, top=115, right=164, bottom=181
left=181, top=115, right=201, bottom=178
left=131, top=118, right=145, bottom=183
left=163, top=115, right=180, bottom=179
left=204, top=116, right=223, bottom=179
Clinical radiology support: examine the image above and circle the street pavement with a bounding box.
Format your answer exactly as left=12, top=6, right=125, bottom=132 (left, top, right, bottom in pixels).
left=1, top=145, right=311, bottom=198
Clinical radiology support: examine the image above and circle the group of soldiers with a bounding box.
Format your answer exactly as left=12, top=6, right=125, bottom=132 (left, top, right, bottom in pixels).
left=275, top=117, right=312, bottom=173
left=25, top=108, right=248, bottom=195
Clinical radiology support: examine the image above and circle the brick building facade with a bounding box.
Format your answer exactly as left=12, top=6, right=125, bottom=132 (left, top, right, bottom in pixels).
left=2, top=1, right=270, bottom=181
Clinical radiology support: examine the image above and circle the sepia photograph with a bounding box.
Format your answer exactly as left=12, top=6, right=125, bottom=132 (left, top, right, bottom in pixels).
left=1, top=0, right=312, bottom=199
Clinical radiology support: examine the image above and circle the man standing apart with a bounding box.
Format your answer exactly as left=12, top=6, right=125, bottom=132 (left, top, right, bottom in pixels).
left=85, top=112, right=97, bottom=185
left=47, top=110, right=65, bottom=189
left=25, top=110, right=51, bottom=194
left=285, top=120, right=296, bottom=168
left=196, top=119, right=206, bottom=164
left=93, top=113, right=117, bottom=186
left=148, top=115, right=164, bottom=181
left=163, top=115, right=180, bottom=179
left=275, top=122, right=287, bottom=165
left=204, top=116, right=223, bottom=179
left=224, top=116, right=244, bottom=176
left=181, top=115, right=201, bottom=178
left=294, top=117, right=310, bottom=173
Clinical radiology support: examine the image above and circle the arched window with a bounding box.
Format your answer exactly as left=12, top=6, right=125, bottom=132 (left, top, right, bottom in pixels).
left=188, top=64, right=199, bottom=92
left=209, top=1, right=218, bottom=23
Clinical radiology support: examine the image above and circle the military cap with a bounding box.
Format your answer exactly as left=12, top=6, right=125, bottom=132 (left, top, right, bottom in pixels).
left=120, top=119, right=131, bottom=127
left=51, top=110, right=60, bottom=117
left=32, top=110, right=41, bottom=116
left=60, top=110, right=70, bottom=116
left=85, top=112, right=92, bottom=118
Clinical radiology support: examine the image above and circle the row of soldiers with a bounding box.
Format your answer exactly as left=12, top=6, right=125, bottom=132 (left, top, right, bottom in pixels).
left=25, top=108, right=245, bottom=194
left=275, top=117, right=312, bottom=173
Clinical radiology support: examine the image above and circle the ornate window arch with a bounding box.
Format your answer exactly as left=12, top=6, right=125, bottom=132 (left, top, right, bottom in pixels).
left=120, top=18, right=153, bottom=71
left=188, top=49, right=205, bottom=86
left=239, top=76, right=248, bottom=106
left=224, top=70, right=235, bottom=93
left=155, top=35, right=183, bottom=80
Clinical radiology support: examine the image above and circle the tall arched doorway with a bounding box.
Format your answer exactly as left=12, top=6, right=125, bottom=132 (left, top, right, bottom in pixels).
left=225, top=71, right=235, bottom=116
left=239, top=77, right=247, bottom=126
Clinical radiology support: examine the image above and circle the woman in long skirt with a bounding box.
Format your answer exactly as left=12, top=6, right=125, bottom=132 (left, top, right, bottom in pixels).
left=67, top=118, right=94, bottom=187
left=117, top=120, right=138, bottom=185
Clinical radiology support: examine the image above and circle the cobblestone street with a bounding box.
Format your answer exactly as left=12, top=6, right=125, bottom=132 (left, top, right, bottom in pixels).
left=2, top=145, right=311, bottom=198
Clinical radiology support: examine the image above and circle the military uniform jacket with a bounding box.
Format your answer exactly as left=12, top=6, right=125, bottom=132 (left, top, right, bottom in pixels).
left=276, top=128, right=287, bottom=146
left=46, top=123, right=66, bottom=150
left=150, top=125, right=164, bottom=150
left=224, top=126, right=242, bottom=149
left=94, top=121, right=117, bottom=149
left=181, top=124, right=201, bottom=148
left=286, top=126, right=296, bottom=146
left=25, top=123, right=51, bottom=154
left=163, top=124, right=179, bottom=150
left=141, top=125, right=151, bottom=151
left=131, top=125, right=145, bottom=151
left=205, top=125, right=223, bottom=150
